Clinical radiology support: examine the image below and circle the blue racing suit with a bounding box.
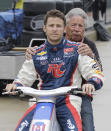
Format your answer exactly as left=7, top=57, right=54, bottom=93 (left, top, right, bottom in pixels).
left=14, top=37, right=104, bottom=131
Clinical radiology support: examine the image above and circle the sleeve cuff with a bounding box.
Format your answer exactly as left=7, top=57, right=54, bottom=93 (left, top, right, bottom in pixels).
left=87, top=77, right=103, bottom=90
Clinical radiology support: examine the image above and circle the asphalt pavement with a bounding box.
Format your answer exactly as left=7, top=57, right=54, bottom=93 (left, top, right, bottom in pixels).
left=92, top=40, right=111, bottom=131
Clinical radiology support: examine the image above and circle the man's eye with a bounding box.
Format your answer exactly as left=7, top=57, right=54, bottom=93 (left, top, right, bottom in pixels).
left=71, top=24, right=76, bottom=27
left=57, top=25, right=62, bottom=27
left=49, top=25, right=53, bottom=27
left=79, top=24, right=84, bottom=28
left=79, top=25, right=84, bottom=28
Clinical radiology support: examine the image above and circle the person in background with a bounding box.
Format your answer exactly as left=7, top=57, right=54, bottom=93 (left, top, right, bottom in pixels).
left=25, top=8, right=103, bottom=131
left=5, top=9, right=104, bottom=131
left=92, top=0, right=107, bottom=21
left=15, top=0, right=24, bottom=9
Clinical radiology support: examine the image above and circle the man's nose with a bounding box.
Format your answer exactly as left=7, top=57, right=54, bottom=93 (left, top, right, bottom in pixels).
left=74, top=25, right=80, bottom=30
left=53, top=25, right=58, bottom=30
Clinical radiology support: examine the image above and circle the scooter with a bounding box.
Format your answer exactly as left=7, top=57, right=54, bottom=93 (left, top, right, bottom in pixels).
left=3, top=86, right=83, bottom=131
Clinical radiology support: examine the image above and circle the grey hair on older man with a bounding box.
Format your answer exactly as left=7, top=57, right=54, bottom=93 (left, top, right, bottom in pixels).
left=65, top=8, right=88, bottom=27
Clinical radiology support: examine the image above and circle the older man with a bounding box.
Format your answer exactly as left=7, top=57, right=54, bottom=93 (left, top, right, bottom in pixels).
left=25, top=8, right=103, bottom=131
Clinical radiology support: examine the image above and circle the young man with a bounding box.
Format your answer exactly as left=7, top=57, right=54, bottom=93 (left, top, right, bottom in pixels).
left=6, top=9, right=104, bottom=131
left=25, top=8, right=103, bottom=131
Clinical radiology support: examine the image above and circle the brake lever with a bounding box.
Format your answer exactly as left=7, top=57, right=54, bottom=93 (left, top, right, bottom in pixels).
left=2, top=89, right=23, bottom=96
left=15, top=89, right=23, bottom=95
left=68, top=88, right=96, bottom=95
left=67, top=88, right=81, bottom=95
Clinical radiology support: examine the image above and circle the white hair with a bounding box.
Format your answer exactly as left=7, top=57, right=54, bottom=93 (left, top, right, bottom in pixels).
left=65, top=8, right=88, bottom=27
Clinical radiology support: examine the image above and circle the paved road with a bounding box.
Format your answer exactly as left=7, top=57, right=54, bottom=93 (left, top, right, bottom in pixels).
left=0, top=40, right=111, bottom=131
left=0, top=96, right=28, bottom=131
left=93, top=40, right=111, bottom=131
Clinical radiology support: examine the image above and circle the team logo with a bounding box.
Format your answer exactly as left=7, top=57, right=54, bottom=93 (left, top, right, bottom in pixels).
left=51, top=57, right=62, bottom=63
left=19, top=120, right=29, bottom=131
left=92, top=63, right=98, bottom=69
left=67, top=119, right=75, bottom=130
left=64, top=47, right=74, bottom=53
left=37, top=51, right=47, bottom=56
left=31, top=122, right=45, bottom=131
left=36, top=56, right=47, bottom=60
left=94, top=70, right=104, bottom=77
left=47, top=63, right=65, bottom=78
left=64, top=47, right=75, bottom=57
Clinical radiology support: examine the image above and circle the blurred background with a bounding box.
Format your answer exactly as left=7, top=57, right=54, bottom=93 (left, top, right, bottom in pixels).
left=0, top=0, right=111, bottom=26
left=0, top=1, right=111, bottom=131
left=0, top=0, right=111, bottom=48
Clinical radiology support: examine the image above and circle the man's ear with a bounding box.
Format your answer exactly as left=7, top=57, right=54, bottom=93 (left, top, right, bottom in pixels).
left=43, top=25, right=46, bottom=33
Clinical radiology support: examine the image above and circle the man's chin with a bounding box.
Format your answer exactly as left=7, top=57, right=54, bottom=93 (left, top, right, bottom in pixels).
left=71, top=37, right=81, bottom=42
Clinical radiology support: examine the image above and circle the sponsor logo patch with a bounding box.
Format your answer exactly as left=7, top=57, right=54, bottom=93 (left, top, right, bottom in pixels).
left=37, top=51, right=47, bottom=56
left=19, top=120, right=29, bottom=131
left=64, top=47, right=75, bottom=57
left=47, top=63, right=65, bottom=78
left=67, top=119, right=75, bottom=131
left=94, top=70, right=104, bottom=76
left=31, top=122, right=45, bottom=131
left=51, top=57, right=62, bottom=63
left=64, top=47, right=74, bottom=53
left=36, top=56, right=47, bottom=60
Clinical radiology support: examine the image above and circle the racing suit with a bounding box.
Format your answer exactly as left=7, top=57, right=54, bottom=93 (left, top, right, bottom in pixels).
left=14, top=37, right=104, bottom=131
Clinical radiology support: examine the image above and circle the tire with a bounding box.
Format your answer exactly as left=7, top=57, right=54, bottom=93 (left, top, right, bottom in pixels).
left=73, top=0, right=83, bottom=8
left=20, top=30, right=46, bottom=47
left=56, top=0, right=65, bottom=13
left=23, top=15, right=45, bottom=31
left=23, top=0, right=56, bottom=16
left=64, top=0, right=83, bottom=14
left=64, top=0, right=74, bottom=14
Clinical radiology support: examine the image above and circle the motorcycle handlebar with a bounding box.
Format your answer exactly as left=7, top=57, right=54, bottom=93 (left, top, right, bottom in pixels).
left=2, top=86, right=83, bottom=97
left=3, top=86, right=95, bottom=97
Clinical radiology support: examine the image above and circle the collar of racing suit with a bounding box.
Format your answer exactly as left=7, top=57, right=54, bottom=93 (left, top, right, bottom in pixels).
left=45, top=37, right=66, bottom=52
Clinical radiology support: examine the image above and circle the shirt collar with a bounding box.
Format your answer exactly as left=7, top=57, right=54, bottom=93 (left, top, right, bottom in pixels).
left=45, top=37, right=66, bottom=51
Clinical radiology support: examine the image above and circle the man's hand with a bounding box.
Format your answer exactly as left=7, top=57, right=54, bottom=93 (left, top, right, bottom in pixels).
left=25, top=46, right=37, bottom=60
left=82, top=83, right=95, bottom=95
left=5, top=83, right=17, bottom=95
left=78, top=43, right=94, bottom=58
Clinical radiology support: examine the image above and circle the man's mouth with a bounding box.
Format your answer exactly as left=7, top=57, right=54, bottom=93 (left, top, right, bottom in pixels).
left=72, top=32, right=80, bottom=36
left=52, top=34, right=58, bottom=36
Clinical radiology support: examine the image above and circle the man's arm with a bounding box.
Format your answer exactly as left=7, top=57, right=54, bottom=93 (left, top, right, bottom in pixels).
left=78, top=54, right=104, bottom=93
left=14, top=59, right=37, bottom=86
left=5, top=59, right=37, bottom=93
left=78, top=42, right=103, bottom=71
left=89, top=42, right=103, bottom=71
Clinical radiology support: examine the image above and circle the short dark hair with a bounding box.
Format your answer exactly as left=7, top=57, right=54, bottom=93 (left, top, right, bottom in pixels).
left=44, top=9, right=66, bottom=26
